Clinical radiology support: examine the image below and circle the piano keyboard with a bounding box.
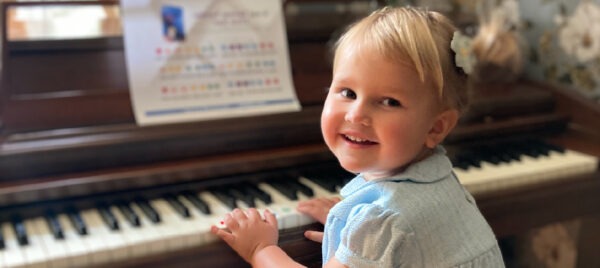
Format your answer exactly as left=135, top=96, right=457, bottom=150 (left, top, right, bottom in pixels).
left=452, top=139, right=599, bottom=194
left=0, top=172, right=347, bottom=268
left=0, top=142, right=597, bottom=267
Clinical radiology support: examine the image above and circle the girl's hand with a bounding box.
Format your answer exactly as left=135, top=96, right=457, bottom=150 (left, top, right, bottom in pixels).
left=210, top=208, right=278, bottom=263
left=296, top=197, right=341, bottom=224
left=304, top=230, right=324, bottom=243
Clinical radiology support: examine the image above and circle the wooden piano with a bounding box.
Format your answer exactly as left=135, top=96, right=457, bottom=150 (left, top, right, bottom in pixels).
left=1, top=1, right=599, bottom=267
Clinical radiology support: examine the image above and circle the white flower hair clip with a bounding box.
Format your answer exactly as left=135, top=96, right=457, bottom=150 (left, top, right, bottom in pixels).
left=450, top=31, right=476, bottom=75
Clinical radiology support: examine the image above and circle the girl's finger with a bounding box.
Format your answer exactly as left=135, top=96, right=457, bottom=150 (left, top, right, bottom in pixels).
left=224, top=213, right=239, bottom=230
left=232, top=208, right=247, bottom=220
left=304, top=230, right=324, bottom=243
left=247, top=208, right=261, bottom=221
left=264, top=209, right=278, bottom=229
left=211, top=225, right=236, bottom=245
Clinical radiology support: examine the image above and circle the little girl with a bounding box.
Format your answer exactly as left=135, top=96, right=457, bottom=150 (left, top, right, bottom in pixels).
left=211, top=6, right=506, bottom=267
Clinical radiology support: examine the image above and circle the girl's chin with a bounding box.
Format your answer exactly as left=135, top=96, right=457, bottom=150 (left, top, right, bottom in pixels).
left=337, top=160, right=365, bottom=174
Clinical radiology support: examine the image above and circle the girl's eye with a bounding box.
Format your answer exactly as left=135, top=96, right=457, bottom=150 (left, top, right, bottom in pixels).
left=340, top=88, right=357, bottom=99
left=382, top=98, right=401, bottom=107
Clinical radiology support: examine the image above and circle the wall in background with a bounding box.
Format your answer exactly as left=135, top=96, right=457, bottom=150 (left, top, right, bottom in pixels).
left=520, top=0, right=600, bottom=102
left=390, top=0, right=600, bottom=103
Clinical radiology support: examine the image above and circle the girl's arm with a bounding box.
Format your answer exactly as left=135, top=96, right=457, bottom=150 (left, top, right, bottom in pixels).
left=251, top=245, right=306, bottom=268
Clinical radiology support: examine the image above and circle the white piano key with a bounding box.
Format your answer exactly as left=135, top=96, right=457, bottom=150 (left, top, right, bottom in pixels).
left=161, top=195, right=203, bottom=247
left=128, top=203, right=169, bottom=254
left=20, top=219, right=49, bottom=268
left=148, top=199, right=191, bottom=251
left=200, top=191, right=238, bottom=230
left=298, top=176, right=341, bottom=199
left=80, top=209, right=127, bottom=263
left=30, top=217, right=70, bottom=268
left=296, top=177, right=342, bottom=225
left=109, top=205, right=153, bottom=258
left=72, top=211, right=111, bottom=266
left=257, top=183, right=303, bottom=230
left=175, top=195, right=213, bottom=246
left=56, top=214, right=90, bottom=267
left=1, top=222, right=27, bottom=268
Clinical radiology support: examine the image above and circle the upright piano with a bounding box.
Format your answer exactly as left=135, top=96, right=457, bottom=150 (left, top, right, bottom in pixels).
left=1, top=1, right=599, bottom=267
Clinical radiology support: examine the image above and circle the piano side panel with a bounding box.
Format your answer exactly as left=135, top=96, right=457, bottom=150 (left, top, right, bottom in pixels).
left=476, top=171, right=600, bottom=237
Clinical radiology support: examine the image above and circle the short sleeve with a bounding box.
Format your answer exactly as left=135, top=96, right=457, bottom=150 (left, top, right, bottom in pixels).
left=335, top=204, right=423, bottom=267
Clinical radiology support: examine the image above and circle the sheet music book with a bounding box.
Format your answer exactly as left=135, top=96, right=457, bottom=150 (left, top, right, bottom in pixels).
left=121, top=0, right=301, bottom=125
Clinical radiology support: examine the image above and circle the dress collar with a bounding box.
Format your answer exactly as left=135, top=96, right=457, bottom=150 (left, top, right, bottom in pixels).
left=340, top=146, right=453, bottom=197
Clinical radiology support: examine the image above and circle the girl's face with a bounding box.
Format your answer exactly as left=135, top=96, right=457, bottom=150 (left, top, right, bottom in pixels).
left=321, top=47, right=446, bottom=180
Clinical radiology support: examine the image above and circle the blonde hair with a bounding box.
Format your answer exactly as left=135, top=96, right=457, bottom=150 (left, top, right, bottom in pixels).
left=333, top=6, right=469, bottom=114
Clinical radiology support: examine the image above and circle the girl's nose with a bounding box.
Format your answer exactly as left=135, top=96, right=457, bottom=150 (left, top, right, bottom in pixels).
left=344, top=102, right=371, bottom=125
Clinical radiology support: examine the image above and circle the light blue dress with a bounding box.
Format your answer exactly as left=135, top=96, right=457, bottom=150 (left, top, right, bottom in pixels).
left=322, top=146, right=505, bottom=267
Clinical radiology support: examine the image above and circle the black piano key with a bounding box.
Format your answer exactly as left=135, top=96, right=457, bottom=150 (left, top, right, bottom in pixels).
left=135, top=198, right=161, bottom=223
left=211, top=188, right=237, bottom=210
left=330, top=170, right=352, bottom=188
left=164, top=194, right=190, bottom=218
left=340, top=172, right=354, bottom=186
left=0, top=224, right=5, bottom=249
left=182, top=191, right=211, bottom=215
left=455, top=161, right=470, bottom=170
left=504, top=148, right=522, bottom=161
left=268, top=181, right=298, bottom=201
left=228, top=188, right=255, bottom=207
left=484, top=154, right=501, bottom=165
left=289, top=179, right=314, bottom=197
left=45, top=210, right=64, bottom=240
left=12, top=218, right=29, bottom=246
left=526, top=147, right=542, bottom=157
left=544, top=142, right=566, bottom=153
left=66, top=208, right=88, bottom=236
left=529, top=140, right=551, bottom=156
left=243, top=183, right=272, bottom=205
left=467, top=158, right=482, bottom=168
left=519, top=141, right=542, bottom=158
left=117, top=201, right=141, bottom=227
left=97, top=204, right=119, bottom=231
left=468, top=152, right=487, bottom=167
left=497, top=152, right=513, bottom=163
left=458, top=150, right=483, bottom=168
left=304, top=174, right=338, bottom=193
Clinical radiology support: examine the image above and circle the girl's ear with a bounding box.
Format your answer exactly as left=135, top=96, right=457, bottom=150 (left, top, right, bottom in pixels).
left=425, top=109, right=459, bottom=148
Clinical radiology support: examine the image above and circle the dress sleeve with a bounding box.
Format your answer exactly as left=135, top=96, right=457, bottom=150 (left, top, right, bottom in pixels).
left=335, top=203, right=423, bottom=267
